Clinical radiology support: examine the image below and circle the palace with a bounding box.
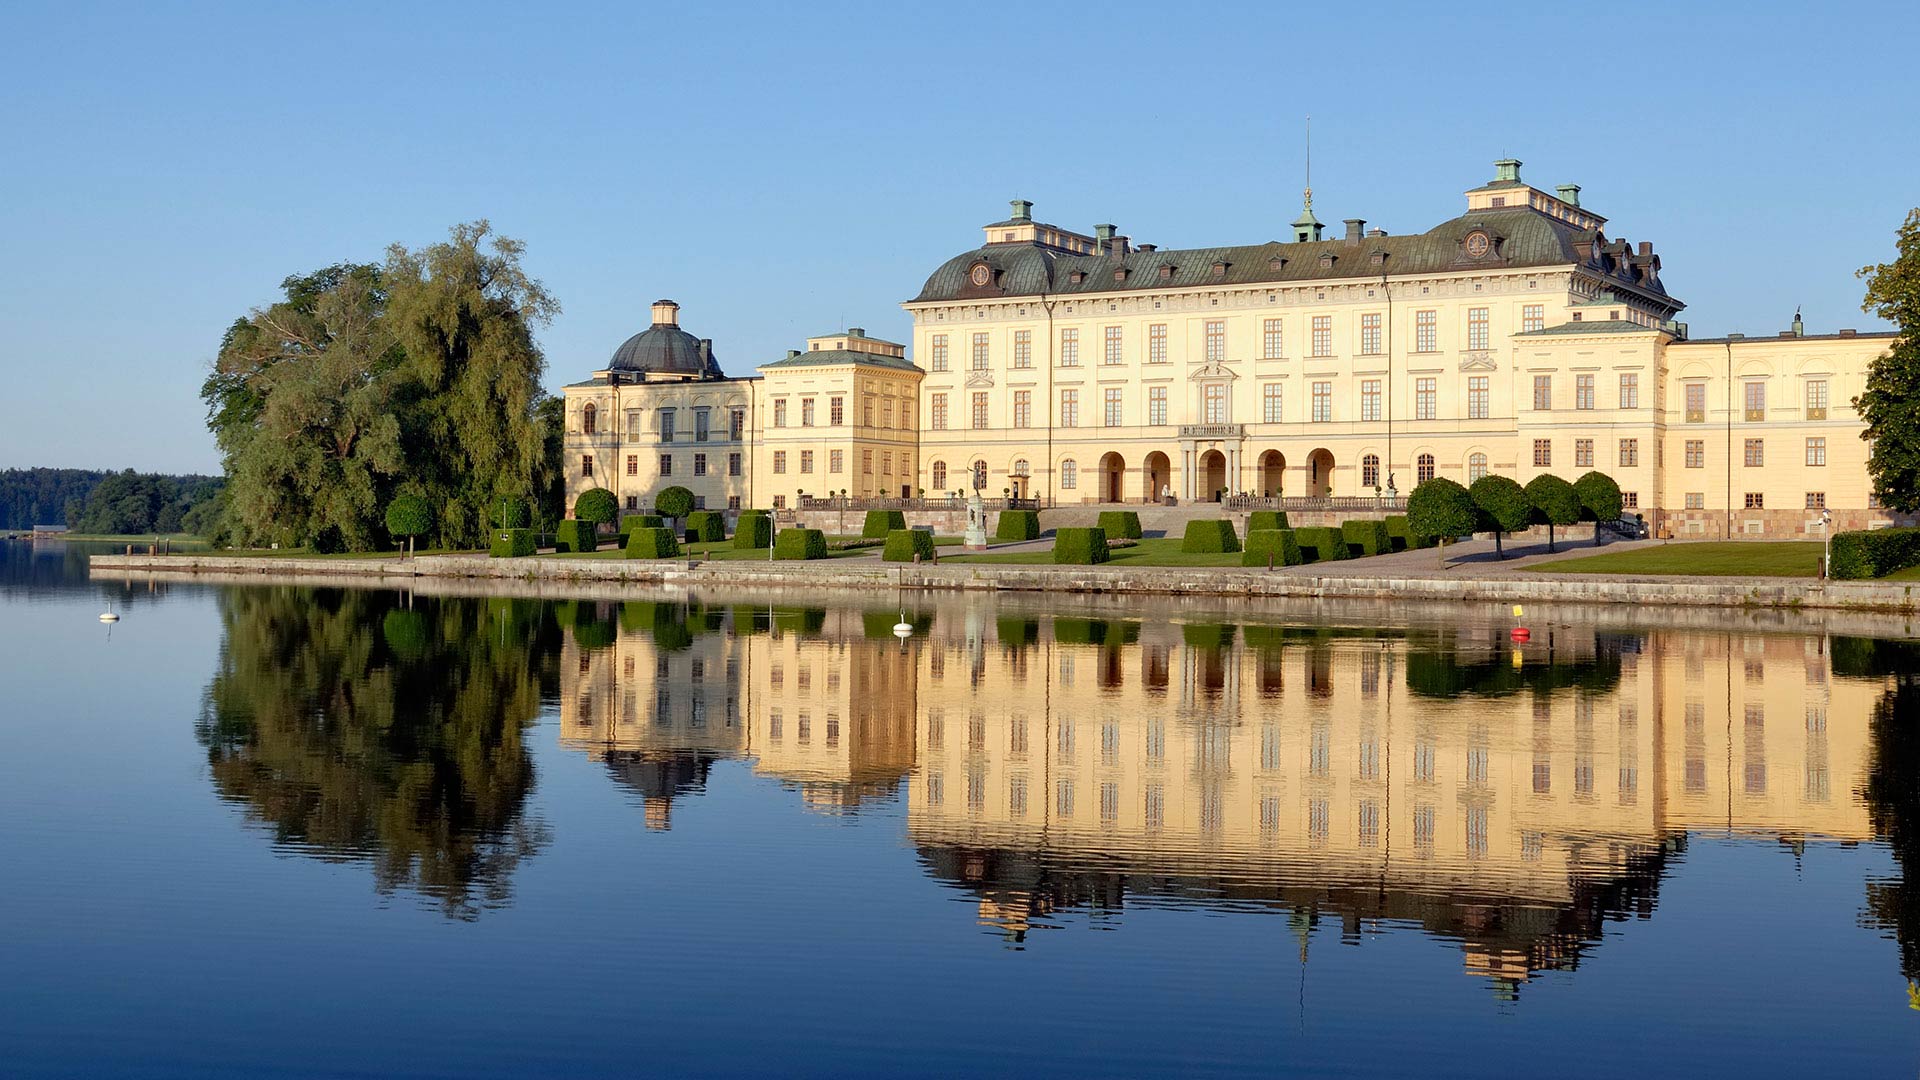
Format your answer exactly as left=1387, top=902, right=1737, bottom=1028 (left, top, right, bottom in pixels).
left=564, top=160, right=1900, bottom=537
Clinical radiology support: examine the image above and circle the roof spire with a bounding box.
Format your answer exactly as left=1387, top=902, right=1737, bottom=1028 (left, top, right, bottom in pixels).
left=1291, top=114, right=1324, bottom=243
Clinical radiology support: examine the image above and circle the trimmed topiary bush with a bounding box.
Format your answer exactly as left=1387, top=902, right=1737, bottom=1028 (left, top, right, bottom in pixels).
left=1242, top=528, right=1303, bottom=567
left=1342, top=519, right=1391, bottom=557
left=1097, top=510, right=1142, bottom=539
left=624, top=527, right=680, bottom=559
left=1293, top=526, right=1350, bottom=563
left=490, top=528, right=535, bottom=558
left=618, top=514, right=664, bottom=537
left=861, top=509, right=907, bottom=538
left=882, top=528, right=937, bottom=562
left=1409, top=477, right=1478, bottom=551
left=686, top=510, right=725, bottom=543
left=554, top=519, right=598, bottom=553
left=774, top=528, right=829, bottom=560
left=996, top=510, right=1041, bottom=541
left=1384, top=514, right=1433, bottom=551
left=1247, top=510, right=1290, bottom=533
left=574, top=488, right=618, bottom=529
left=1052, top=526, right=1110, bottom=564
left=731, top=512, right=772, bottom=549
left=1181, top=519, right=1240, bottom=553
left=1830, top=527, right=1920, bottom=580
left=384, top=494, right=434, bottom=554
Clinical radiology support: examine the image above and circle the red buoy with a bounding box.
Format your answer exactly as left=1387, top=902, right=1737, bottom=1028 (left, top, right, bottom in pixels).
left=1511, top=627, right=1531, bottom=642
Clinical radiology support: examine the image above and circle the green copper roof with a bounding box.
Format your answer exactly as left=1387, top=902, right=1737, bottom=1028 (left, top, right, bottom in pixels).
left=1513, top=320, right=1661, bottom=337
left=757, top=349, right=922, bottom=373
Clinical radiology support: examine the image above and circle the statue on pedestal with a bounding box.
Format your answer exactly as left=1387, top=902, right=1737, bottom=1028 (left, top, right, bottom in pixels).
left=964, top=490, right=988, bottom=551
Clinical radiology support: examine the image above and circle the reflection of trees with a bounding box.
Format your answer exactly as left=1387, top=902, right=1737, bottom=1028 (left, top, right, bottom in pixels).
left=195, top=587, right=555, bottom=919
left=1862, top=677, right=1920, bottom=982
left=1403, top=630, right=1631, bottom=699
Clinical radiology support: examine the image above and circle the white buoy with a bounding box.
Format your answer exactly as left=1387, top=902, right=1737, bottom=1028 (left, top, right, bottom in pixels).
left=893, top=621, right=913, bottom=638
left=98, top=610, right=120, bottom=623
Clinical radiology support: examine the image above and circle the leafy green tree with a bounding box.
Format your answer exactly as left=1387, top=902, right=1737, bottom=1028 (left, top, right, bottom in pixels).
left=573, top=488, right=618, bottom=529
left=1469, top=474, right=1531, bottom=559
left=1407, top=478, right=1476, bottom=561
left=1573, top=471, right=1625, bottom=546
left=654, top=485, right=695, bottom=522
left=385, top=494, right=434, bottom=555
left=532, top=395, right=567, bottom=530
left=494, top=496, right=530, bottom=531
left=1525, top=474, right=1582, bottom=553
left=1858, top=208, right=1920, bottom=513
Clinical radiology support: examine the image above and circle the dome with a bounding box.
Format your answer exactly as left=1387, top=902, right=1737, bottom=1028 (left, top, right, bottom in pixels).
left=608, top=299, right=723, bottom=378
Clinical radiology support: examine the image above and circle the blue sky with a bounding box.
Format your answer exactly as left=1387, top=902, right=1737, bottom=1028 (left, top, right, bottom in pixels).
left=2, top=0, right=1914, bottom=474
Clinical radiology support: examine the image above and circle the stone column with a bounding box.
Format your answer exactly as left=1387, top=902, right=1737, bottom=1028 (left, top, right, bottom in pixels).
left=1181, top=447, right=1195, bottom=501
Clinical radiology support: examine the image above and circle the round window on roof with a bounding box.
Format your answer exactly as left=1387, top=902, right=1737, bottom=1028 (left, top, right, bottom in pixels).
left=969, top=262, right=991, bottom=287
left=1464, top=231, right=1491, bottom=258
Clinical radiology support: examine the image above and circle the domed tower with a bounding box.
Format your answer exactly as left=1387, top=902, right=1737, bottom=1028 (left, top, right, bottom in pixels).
left=607, top=300, right=723, bottom=382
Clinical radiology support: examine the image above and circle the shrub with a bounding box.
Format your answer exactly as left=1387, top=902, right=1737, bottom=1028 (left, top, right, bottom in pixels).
left=624, top=527, right=680, bottom=559
left=1830, top=527, right=1920, bottom=580
left=1342, top=519, right=1391, bottom=557
left=1052, top=527, right=1110, bottom=564
left=1247, top=510, right=1290, bottom=533
left=1384, top=514, right=1434, bottom=551
left=996, top=510, right=1041, bottom=541
left=554, top=519, right=598, bottom=553
left=1293, top=526, right=1350, bottom=562
left=384, top=495, right=434, bottom=551
left=1470, top=475, right=1532, bottom=558
left=1096, top=510, right=1142, bottom=539
left=618, top=514, right=664, bottom=537
left=489, top=528, right=535, bottom=558
left=1242, top=528, right=1302, bottom=567
left=1573, top=471, right=1625, bottom=546
left=1409, top=477, right=1477, bottom=547
left=774, top=528, right=829, bottom=560
left=1181, top=519, right=1240, bottom=553
left=732, top=513, right=772, bottom=549
left=573, top=487, right=618, bottom=527
left=686, top=510, right=725, bottom=543
left=654, top=485, right=695, bottom=521
left=1525, top=474, right=1582, bottom=552
left=882, top=529, right=937, bottom=562
left=861, top=509, right=907, bottom=538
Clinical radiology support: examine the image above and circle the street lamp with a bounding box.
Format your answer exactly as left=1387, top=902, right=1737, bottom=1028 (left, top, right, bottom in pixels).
left=1821, top=508, right=1833, bottom=579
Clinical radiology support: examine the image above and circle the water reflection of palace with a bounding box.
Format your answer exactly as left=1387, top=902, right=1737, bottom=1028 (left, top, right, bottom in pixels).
left=557, top=600, right=1889, bottom=993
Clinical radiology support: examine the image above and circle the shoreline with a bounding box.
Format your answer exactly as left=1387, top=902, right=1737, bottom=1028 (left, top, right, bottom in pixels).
left=88, top=552, right=1920, bottom=614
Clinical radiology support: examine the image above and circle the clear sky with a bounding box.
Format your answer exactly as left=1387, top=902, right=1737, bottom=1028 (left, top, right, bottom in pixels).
left=2, top=0, right=1915, bottom=474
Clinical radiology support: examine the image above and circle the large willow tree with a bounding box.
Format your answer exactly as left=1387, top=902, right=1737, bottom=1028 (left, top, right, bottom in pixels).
left=203, top=223, right=556, bottom=550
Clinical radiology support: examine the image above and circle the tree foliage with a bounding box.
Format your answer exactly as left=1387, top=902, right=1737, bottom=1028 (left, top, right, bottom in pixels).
left=0, top=468, right=222, bottom=533
left=654, top=485, right=695, bottom=520
left=1573, top=471, right=1624, bottom=546
left=1407, top=477, right=1476, bottom=552
left=1469, top=474, right=1531, bottom=558
left=385, top=494, right=434, bottom=542
left=1858, top=208, right=1920, bottom=514
left=573, top=487, right=618, bottom=526
left=1525, top=474, right=1582, bottom=552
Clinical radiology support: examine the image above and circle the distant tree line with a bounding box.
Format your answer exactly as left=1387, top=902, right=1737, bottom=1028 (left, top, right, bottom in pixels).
left=0, top=467, right=223, bottom=533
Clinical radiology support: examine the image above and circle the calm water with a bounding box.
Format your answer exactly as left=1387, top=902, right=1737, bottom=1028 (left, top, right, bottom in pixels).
left=6, top=540, right=1920, bottom=1077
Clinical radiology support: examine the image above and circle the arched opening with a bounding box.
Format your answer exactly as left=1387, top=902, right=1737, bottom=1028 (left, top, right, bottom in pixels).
left=931, top=461, right=947, bottom=491
left=1099, top=452, right=1126, bottom=503
left=1144, top=452, right=1171, bottom=504
left=582, top=402, right=597, bottom=435
left=1201, top=450, right=1228, bottom=501
left=1416, top=453, right=1436, bottom=484
left=972, top=460, right=988, bottom=491
left=1468, top=452, right=1488, bottom=482
left=1307, top=449, right=1335, bottom=498
left=1011, top=459, right=1030, bottom=500
left=1361, top=453, right=1380, bottom=491
left=1258, top=451, right=1286, bottom=497
left=1060, top=458, right=1078, bottom=495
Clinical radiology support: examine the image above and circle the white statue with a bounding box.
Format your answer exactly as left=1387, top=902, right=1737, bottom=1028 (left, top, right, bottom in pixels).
left=964, top=489, right=988, bottom=550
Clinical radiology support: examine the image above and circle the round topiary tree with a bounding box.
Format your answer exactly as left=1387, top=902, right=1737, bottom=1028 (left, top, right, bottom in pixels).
left=1573, top=471, right=1625, bottom=547
left=384, top=494, right=434, bottom=556
left=574, top=487, right=618, bottom=529
left=1407, top=478, right=1476, bottom=563
left=654, top=485, right=695, bottom=524
left=1524, top=474, right=1582, bottom=553
left=1468, top=474, right=1531, bottom=559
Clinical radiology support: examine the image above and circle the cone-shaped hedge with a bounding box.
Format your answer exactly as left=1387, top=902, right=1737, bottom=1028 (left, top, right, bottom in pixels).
left=686, top=510, right=725, bottom=543
left=731, top=513, right=773, bottom=549
left=489, top=528, right=535, bottom=558
left=882, top=529, right=937, bottom=562
left=995, top=510, right=1041, bottom=541
left=1247, top=510, right=1290, bottom=532
left=624, top=527, right=681, bottom=559
left=555, top=519, right=598, bottom=553
left=1293, top=526, right=1350, bottom=562
left=774, top=528, right=829, bottom=560
left=1096, top=510, right=1142, bottom=539
left=618, top=514, right=664, bottom=537
left=1341, top=519, right=1391, bottom=556
left=1384, top=514, right=1433, bottom=551
left=1242, top=528, right=1303, bottom=567
left=1052, top=527, right=1110, bottom=564
left=1180, top=519, right=1240, bottom=553
left=862, top=510, right=907, bottom=538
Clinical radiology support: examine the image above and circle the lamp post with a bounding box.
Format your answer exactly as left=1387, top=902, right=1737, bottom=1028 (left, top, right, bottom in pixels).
left=1821, top=508, right=1833, bottom=579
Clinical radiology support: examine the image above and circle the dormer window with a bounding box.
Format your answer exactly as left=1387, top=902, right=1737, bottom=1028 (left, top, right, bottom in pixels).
left=1319, top=253, right=1336, bottom=269
left=1369, top=250, right=1386, bottom=268
left=1069, top=270, right=1086, bottom=285
left=1211, top=261, right=1229, bottom=278
left=1112, top=267, right=1128, bottom=283
left=1158, top=264, right=1174, bottom=280
left=1269, top=256, right=1285, bottom=271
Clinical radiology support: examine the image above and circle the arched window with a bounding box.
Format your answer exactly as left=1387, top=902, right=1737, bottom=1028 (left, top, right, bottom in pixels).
left=972, top=461, right=988, bottom=490
left=1361, top=454, right=1380, bottom=489
left=1013, top=458, right=1030, bottom=476
left=1060, top=459, right=1078, bottom=489
left=1417, top=453, right=1436, bottom=483
left=931, top=461, right=947, bottom=490
left=1468, top=453, right=1488, bottom=482
left=582, top=402, right=597, bottom=435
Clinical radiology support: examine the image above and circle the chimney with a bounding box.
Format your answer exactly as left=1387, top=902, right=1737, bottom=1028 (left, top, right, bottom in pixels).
left=1009, top=199, right=1033, bottom=223
left=1839, top=328, right=1858, bottom=337
left=787, top=349, right=801, bottom=359
left=1556, top=184, right=1582, bottom=207
left=1727, top=333, right=1746, bottom=340
left=1094, top=223, right=1115, bottom=242
left=848, top=327, right=866, bottom=338
left=1344, top=218, right=1366, bottom=242
left=1791, top=310, right=1805, bottom=337
left=698, top=339, right=712, bottom=366
left=1365, top=228, right=1387, bottom=238
left=1638, top=241, right=1652, bottom=256
left=1136, top=243, right=1157, bottom=252
left=650, top=299, right=680, bottom=327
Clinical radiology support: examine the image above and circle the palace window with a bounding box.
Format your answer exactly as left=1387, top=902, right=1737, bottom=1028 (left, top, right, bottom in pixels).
left=1686, top=383, right=1707, bottom=423
left=1806, top=379, right=1828, bottom=420
left=1312, top=381, right=1332, bottom=422
left=1149, top=386, right=1168, bottom=425
left=1533, top=439, right=1552, bottom=467
left=1415, top=377, right=1436, bottom=420
left=1806, top=492, right=1826, bottom=509
left=1745, top=492, right=1765, bottom=509
left=1744, top=438, right=1765, bottom=467
left=1104, top=326, right=1124, bottom=365
left=694, top=407, right=711, bottom=442
left=1104, top=387, right=1123, bottom=427
left=659, top=408, right=677, bottom=441
left=801, top=397, right=815, bottom=426
left=1014, top=459, right=1029, bottom=477
left=1360, top=379, right=1381, bottom=422
left=728, top=407, right=745, bottom=440
left=1205, top=320, right=1227, bottom=362
left=1013, top=390, right=1031, bottom=428
left=1533, top=375, right=1552, bottom=411
left=830, top=396, right=844, bottom=425
left=931, top=461, right=947, bottom=489
left=1620, top=373, right=1639, bottom=410
left=1575, top=439, right=1594, bottom=468
left=1522, top=304, right=1545, bottom=333
left=930, top=393, right=948, bottom=430
left=626, top=495, right=637, bottom=510
left=1203, top=383, right=1229, bottom=424
left=581, top=454, right=594, bottom=477
left=930, top=334, right=949, bottom=371
left=1148, top=323, right=1168, bottom=364
left=1744, top=380, right=1766, bottom=422
left=972, top=460, right=987, bottom=490
left=1686, top=440, right=1705, bottom=468
left=1362, top=454, right=1380, bottom=489
left=626, top=454, right=638, bottom=476
left=1417, top=453, right=1436, bottom=483
left=1310, top=315, right=1333, bottom=357
left=1622, top=491, right=1638, bottom=509
left=863, top=397, right=874, bottom=426
left=1686, top=492, right=1705, bottom=510
left=882, top=399, right=893, bottom=428
left=582, top=402, right=597, bottom=434
left=1262, top=318, right=1283, bottom=358
left=1415, top=310, right=1437, bottom=353
left=1468, top=376, right=1489, bottom=419
left=1059, top=328, right=1079, bottom=367
left=972, top=332, right=990, bottom=370
left=1359, top=313, right=1382, bottom=355
left=1060, top=389, right=1079, bottom=427
left=797, top=450, right=811, bottom=475
left=695, top=453, right=709, bottom=476
left=1576, top=374, right=1595, bottom=410
left=1468, top=452, right=1488, bottom=481
left=882, top=452, right=892, bottom=475
left=1619, top=438, right=1639, bottom=467
left=1262, top=383, right=1282, bottom=423
left=772, top=400, right=787, bottom=428
left=828, top=450, right=842, bottom=474
left=771, top=451, right=785, bottom=474
left=1467, top=307, right=1490, bottom=350
left=1060, top=459, right=1077, bottom=489
left=972, top=392, right=989, bottom=429
left=729, top=453, right=743, bottom=477
left=863, top=449, right=874, bottom=475
left=1806, top=437, right=1826, bottom=466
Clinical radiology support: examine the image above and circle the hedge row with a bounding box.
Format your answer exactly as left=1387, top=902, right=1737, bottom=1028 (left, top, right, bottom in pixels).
left=1247, top=510, right=1290, bottom=533
left=555, top=519, right=597, bottom=554
left=996, top=510, right=1041, bottom=541
left=862, top=510, right=906, bottom=538
left=774, top=527, right=829, bottom=560
left=882, top=528, right=937, bottom=562
left=1342, top=519, right=1391, bottom=557
left=1097, top=510, right=1142, bottom=539
left=1384, top=514, right=1434, bottom=550
left=732, top=512, right=772, bottom=549
left=1292, top=526, right=1349, bottom=563
left=490, top=528, right=536, bottom=558
left=624, top=527, right=680, bottom=559
left=1830, top=527, right=1920, bottom=580
left=618, top=514, right=664, bottom=537
left=1181, top=519, right=1241, bottom=553
left=1242, top=528, right=1303, bottom=567
left=1053, top=527, right=1110, bottom=564
left=685, top=510, right=726, bottom=543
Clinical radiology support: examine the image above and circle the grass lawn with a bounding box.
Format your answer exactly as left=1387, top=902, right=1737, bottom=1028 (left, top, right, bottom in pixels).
left=1539, top=541, right=1821, bottom=577
left=941, top=537, right=1245, bottom=568
left=1882, top=564, right=1920, bottom=581
left=544, top=539, right=873, bottom=561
